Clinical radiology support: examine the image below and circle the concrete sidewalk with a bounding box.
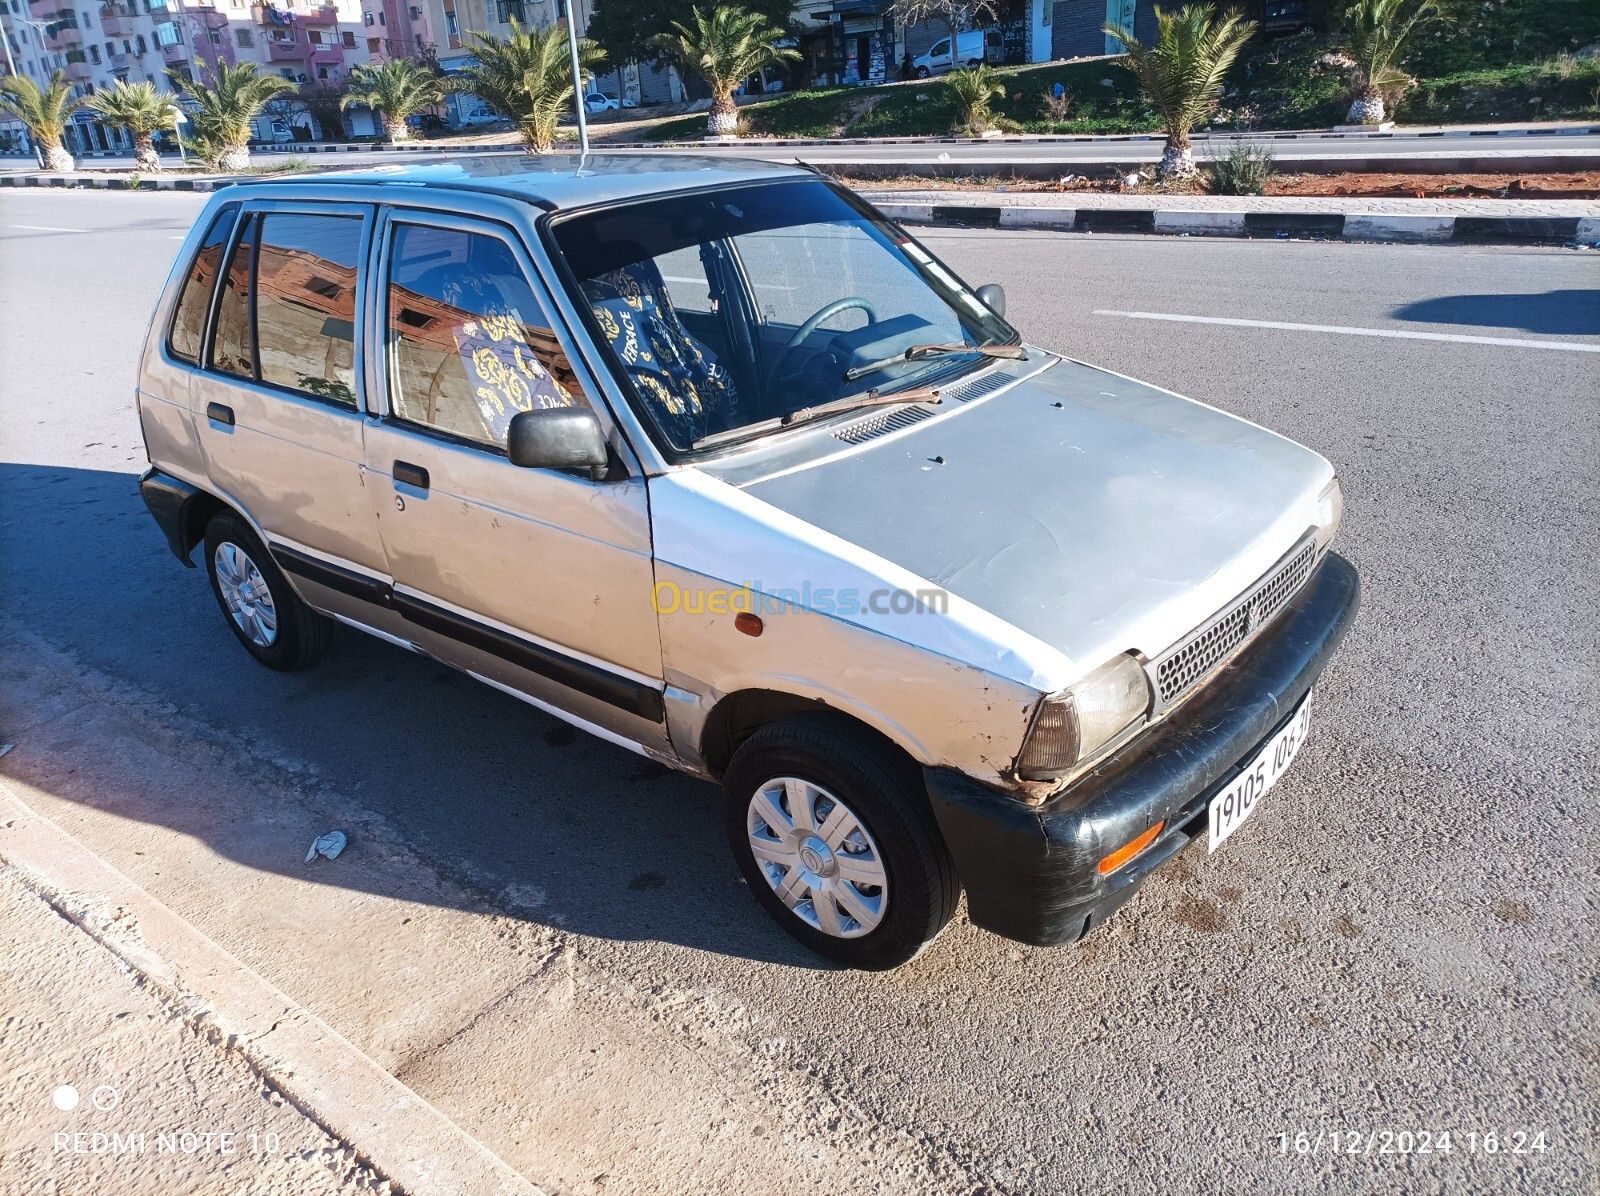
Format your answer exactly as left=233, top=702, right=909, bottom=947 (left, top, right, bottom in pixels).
left=0, top=866, right=387, bottom=1194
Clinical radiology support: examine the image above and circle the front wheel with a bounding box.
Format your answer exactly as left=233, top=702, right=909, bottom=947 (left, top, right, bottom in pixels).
left=916, top=66, right=930, bottom=79
left=723, top=714, right=959, bottom=969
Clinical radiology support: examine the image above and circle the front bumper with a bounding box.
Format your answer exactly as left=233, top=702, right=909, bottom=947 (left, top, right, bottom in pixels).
left=923, top=551, right=1361, bottom=947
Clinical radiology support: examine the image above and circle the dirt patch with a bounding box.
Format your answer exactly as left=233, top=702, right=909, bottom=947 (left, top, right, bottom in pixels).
left=1333, top=914, right=1364, bottom=939
left=1495, top=898, right=1531, bottom=924
left=1172, top=893, right=1228, bottom=934
left=838, top=95, right=888, bottom=138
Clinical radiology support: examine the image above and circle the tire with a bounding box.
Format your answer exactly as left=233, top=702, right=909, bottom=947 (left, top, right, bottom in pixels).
left=203, top=509, right=332, bottom=671
left=723, top=713, right=959, bottom=969
left=915, top=66, right=930, bottom=79
left=966, top=59, right=981, bottom=68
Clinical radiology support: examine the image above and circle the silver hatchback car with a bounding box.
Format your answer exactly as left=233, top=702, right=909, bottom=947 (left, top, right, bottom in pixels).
left=137, top=156, right=1358, bottom=969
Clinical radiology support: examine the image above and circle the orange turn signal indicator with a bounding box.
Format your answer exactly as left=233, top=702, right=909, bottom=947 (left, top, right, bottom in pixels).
left=735, top=612, right=764, bottom=637
left=1098, top=820, right=1165, bottom=875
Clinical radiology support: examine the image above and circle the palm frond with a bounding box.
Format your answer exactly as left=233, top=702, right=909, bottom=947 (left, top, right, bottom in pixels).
left=0, top=71, right=87, bottom=146
left=86, top=81, right=180, bottom=136
left=650, top=7, right=799, bottom=102
left=1343, top=0, right=1441, bottom=98
left=167, top=61, right=295, bottom=148
left=1106, top=5, right=1257, bottom=151
left=455, top=19, right=605, bottom=143
left=341, top=58, right=447, bottom=123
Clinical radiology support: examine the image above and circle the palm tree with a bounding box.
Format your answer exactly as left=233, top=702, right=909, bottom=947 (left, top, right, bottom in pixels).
left=1105, top=5, right=1257, bottom=180
left=456, top=20, right=606, bottom=153
left=947, top=64, right=1006, bottom=135
left=87, top=81, right=180, bottom=172
left=341, top=58, right=447, bottom=142
left=167, top=61, right=295, bottom=171
left=1342, top=0, right=1440, bottom=124
left=651, top=6, right=799, bottom=138
left=0, top=71, right=86, bottom=172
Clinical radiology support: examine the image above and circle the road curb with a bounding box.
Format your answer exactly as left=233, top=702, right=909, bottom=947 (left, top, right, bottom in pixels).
left=233, top=124, right=1600, bottom=154
left=4, top=173, right=1595, bottom=245
left=874, top=201, right=1600, bottom=245
left=0, top=775, right=544, bottom=1196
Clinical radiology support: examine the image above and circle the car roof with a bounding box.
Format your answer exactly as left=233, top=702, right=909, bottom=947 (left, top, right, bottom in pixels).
left=249, top=153, right=808, bottom=211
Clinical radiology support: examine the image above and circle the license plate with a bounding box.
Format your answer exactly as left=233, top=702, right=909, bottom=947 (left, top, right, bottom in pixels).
left=1208, top=698, right=1312, bottom=853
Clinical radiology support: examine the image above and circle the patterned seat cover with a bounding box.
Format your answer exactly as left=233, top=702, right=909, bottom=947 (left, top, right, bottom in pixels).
left=584, top=257, right=740, bottom=446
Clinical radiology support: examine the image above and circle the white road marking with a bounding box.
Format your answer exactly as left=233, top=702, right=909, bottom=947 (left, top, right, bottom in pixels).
left=8, top=223, right=84, bottom=233
left=1092, top=309, right=1600, bottom=353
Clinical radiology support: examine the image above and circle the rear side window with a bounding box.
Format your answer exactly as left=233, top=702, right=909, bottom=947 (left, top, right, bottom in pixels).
left=168, top=204, right=237, bottom=364
left=255, top=213, right=362, bottom=406
left=211, top=213, right=257, bottom=379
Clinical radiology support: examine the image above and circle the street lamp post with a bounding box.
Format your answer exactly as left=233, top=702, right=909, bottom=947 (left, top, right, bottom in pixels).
left=563, top=0, right=588, bottom=156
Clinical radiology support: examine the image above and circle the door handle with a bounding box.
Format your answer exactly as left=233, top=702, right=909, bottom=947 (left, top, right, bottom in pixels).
left=206, top=402, right=234, bottom=426
left=393, top=461, right=429, bottom=490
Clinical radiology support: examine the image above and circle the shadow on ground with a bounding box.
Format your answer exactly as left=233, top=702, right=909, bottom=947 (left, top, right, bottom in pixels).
left=1390, top=289, right=1600, bottom=337
left=0, top=461, right=830, bottom=970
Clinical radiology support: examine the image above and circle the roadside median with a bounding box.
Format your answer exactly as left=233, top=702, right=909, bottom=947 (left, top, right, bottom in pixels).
left=859, top=190, right=1600, bottom=246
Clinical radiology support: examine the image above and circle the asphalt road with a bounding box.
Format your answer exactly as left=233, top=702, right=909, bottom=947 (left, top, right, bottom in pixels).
left=1, top=189, right=1596, bottom=1194
left=6, top=126, right=1598, bottom=174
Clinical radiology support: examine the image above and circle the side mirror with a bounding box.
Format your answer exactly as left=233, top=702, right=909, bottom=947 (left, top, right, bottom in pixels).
left=976, top=283, right=1006, bottom=319
left=507, top=407, right=610, bottom=480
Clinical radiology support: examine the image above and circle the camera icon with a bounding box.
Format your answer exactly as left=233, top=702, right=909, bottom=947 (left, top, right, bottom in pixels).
left=50, top=1084, right=119, bottom=1112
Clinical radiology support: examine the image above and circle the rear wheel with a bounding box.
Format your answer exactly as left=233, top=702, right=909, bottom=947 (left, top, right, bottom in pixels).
left=203, top=510, right=332, bottom=671
left=723, top=713, right=959, bottom=969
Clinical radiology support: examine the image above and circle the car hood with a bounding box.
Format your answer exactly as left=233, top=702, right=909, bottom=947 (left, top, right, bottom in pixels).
left=735, top=356, right=1333, bottom=673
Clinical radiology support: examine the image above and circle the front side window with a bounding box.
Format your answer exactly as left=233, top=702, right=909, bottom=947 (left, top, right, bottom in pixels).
left=168, top=203, right=236, bottom=363
left=254, top=213, right=362, bottom=405
left=551, top=180, right=1016, bottom=454
left=386, top=223, right=586, bottom=448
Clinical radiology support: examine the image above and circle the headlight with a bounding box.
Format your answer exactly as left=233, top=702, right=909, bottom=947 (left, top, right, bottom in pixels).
left=1315, top=476, right=1343, bottom=555
left=1017, top=654, right=1152, bottom=781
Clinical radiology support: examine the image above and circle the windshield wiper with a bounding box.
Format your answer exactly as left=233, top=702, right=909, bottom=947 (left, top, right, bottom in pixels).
left=689, top=385, right=943, bottom=451
left=843, top=341, right=1027, bottom=383
left=780, top=384, right=943, bottom=426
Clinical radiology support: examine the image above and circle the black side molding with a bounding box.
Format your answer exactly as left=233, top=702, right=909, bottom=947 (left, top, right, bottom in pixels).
left=139, top=469, right=204, bottom=567
left=269, top=543, right=395, bottom=609
left=267, top=543, right=665, bottom=724
left=393, top=592, right=665, bottom=723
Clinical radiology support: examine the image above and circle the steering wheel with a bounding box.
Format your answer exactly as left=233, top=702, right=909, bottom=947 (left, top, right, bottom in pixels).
left=766, top=297, right=878, bottom=393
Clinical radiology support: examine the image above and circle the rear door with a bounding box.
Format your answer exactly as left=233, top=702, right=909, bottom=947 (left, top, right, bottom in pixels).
left=190, top=198, right=404, bottom=637
left=361, top=207, right=669, bottom=752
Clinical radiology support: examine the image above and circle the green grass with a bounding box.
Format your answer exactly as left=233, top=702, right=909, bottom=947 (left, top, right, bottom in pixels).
left=1400, top=59, right=1600, bottom=124
left=646, top=61, right=1155, bottom=142
left=645, top=12, right=1600, bottom=144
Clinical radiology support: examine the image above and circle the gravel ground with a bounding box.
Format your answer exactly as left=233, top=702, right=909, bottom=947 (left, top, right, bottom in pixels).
left=0, top=191, right=1595, bottom=1194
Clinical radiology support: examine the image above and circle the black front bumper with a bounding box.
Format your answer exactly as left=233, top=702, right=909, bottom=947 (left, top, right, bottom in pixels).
left=924, top=551, right=1361, bottom=947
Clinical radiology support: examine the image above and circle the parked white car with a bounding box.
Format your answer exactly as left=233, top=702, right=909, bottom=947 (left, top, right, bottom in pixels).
left=583, top=92, right=620, bottom=113
left=137, top=157, right=1357, bottom=969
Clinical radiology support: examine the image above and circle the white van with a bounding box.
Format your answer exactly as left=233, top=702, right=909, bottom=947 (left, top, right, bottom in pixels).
left=911, top=28, right=995, bottom=77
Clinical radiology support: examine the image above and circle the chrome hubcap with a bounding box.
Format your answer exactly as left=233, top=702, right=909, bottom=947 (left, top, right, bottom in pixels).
left=214, top=541, right=278, bottom=648
left=746, top=777, right=887, bottom=939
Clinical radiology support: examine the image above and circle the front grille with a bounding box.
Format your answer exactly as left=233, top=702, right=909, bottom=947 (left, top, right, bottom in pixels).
left=1153, top=538, right=1318, bottom=707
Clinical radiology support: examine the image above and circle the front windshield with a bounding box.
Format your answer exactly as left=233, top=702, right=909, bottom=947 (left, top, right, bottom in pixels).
left=551, top=180, right=1018, bottom=454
